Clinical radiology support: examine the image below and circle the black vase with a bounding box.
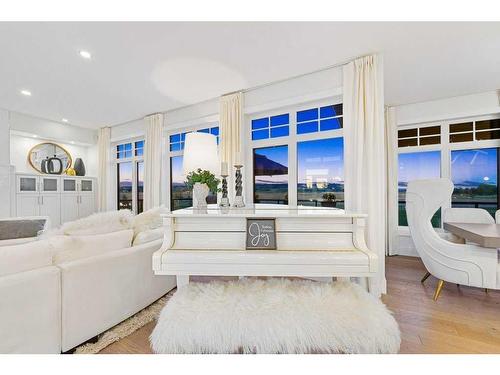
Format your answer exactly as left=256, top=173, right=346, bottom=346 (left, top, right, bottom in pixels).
left=48, top=154, right=63, bottom=174
left=41, top=157, right=49, bottom=173
left=74, top=158, right=86, bottom=176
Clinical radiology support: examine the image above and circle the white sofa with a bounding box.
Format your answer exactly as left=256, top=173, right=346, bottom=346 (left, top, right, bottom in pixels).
left=0, top=223, right=175, bottom=353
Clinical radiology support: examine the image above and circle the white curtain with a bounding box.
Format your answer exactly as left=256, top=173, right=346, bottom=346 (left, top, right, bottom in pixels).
left=144, top=113, right=164, bottom=211
left=97, top=127, right=111, bottom=212
left=220, top=92, right=243, bottom=203
left=343, top=55, right=386, bottom=295
left=385, top=106, right=398, bottom=256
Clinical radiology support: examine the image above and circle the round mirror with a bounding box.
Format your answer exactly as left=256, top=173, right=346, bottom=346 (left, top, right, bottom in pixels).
left=28, top=142, right=72, bottom=174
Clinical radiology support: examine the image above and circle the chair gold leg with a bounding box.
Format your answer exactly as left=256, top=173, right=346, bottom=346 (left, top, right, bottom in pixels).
left=433, top=280, right=445, bottom=301
left=421, top=272, right=431, bottom=283
left=485, top=288, right=488, bottom=293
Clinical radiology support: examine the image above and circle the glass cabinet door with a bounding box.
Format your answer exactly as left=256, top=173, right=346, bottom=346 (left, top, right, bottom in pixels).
left=80, top=179, right=93, bottom=192
left=18, top=176, right=38, bottom=193
left=62, top=178, right=77, bottom=192
left=41, top=177, right=59, bottom=192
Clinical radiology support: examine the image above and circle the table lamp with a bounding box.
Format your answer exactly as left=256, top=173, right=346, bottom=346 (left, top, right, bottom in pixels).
left=183, top=132, right=219, bottom=209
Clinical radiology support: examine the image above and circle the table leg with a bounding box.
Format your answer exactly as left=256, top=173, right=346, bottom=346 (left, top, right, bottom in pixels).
left=176, top=275, right=189, bottom=288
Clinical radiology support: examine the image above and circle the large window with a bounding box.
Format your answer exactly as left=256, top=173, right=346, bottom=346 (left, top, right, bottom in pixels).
left=451, top=148, right=498, bottom=216
left=396, top=116, right=500, bottom=230
left=398, top=151, right=441, bottom=227
left=168, top=125, right=219, bottom=211
left=136, top=161, right=144, bottom=214
left=297, top=137, right=344, bottom=208
left=253, top=145, right=289, bottom=204
left=114, top=139, right=144, bottom=213
left=250, top=102, right=344, bottom=207
left=117, top=161, right=133, bottom=210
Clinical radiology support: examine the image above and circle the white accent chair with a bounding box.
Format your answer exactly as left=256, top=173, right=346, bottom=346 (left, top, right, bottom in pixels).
left=406, top=178, right=499, bottom=300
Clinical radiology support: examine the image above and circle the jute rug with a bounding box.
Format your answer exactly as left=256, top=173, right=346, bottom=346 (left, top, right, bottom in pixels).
left=74, top=289, right=176, bottom=354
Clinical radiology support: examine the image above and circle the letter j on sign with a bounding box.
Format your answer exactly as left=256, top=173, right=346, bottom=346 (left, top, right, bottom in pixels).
left=246, top=218, right=277, bottom=250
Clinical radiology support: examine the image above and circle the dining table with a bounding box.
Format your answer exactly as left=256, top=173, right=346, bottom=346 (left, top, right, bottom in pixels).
left=443, top=222, right=500, bottom=248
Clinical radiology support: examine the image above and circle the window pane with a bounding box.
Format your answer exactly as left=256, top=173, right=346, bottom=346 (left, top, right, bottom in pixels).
left=252, top=118, right=269, bottom=130
left=170, top=156, right=216, bottom=210
left=320, top=118, right=342, bottom=131
left=297, top=138, right=344, bottom=209
left=135, top=140, right=144, bottom=157
left=117, top=162, right=133, bottom=211
left=398, top=128, right=418, bottom=138
left=419, top=135, right=441, bottom=145
left=475, top=130, right=500, bottom=140
left=170, top=134, right=180, bottom=143
left=398, top=138, right=418, bottom=147
left=398, top=151, right=441, bottom=227
left=198, top=128, right=210, bottom=133
left=124, top=143, right=132, bottom=151
left=270, top=126, right=289, bottom=138
left=210, top=127, right=219, bottom=136
left=270, top=114, right=289, bottom=127
left=136, top=161, right=144, bottom=214
left=170, top=143, right=181, bottom=152
left=297, top=121, right=319, bottom=134
left=171, top=156, right=192, bottom=211
left=450, top=133, right=473, bottom=143
left=252, top=129, right=269, bottom=140
left=419, top=126, right=440, bottom=136
left=451, top=148, right=498, bottom=217
left=297, top=108, right=318, bottom=122
left=253, top=145, right=288, bottom=205
left=476, top=119, right=500, bottom=131
left=450, top=122, right=473, bottom=133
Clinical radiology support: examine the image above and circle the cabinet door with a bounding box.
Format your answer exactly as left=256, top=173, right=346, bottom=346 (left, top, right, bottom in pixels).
left=39, top=194, right=61, bottom=227
left=40, top=176, right=60, bottom=193
left=16, top=194, right=40, bottom=217
left=79, top=178, right=94, bottom=194
left=62, top=178, right=78, bottom=194
left=78, top=194, right=95, bottom=219
left=61, top=195, right=79, bottom=224
left=17, top=175, right=38, bottom=194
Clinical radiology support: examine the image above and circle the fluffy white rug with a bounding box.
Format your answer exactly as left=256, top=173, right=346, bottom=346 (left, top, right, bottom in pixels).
left=150, top=278, right=400, bottom=354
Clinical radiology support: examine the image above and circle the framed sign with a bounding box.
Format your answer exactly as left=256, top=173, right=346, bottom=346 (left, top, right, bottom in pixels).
left=246, top=218, right=277, bottom=250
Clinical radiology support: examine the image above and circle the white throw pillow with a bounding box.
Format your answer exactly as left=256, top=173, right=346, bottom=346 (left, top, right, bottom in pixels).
left=133, top=206, right=167, bottom=238
left=133, top=227, right=164, bottom=246
left=51, top=229, right=134, bottom=264
left=56, top=210, right=134, bottom=236
left=0, top=239, right=53, bottom=277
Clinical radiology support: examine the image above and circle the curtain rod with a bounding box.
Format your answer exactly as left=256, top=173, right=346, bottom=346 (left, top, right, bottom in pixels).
left=113, top=53, right=372, bottom=128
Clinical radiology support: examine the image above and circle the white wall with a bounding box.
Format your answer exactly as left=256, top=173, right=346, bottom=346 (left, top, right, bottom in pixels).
left=393, top=90, right=500, bottom=257
left=0, top=109, right=12, bottom=218
left=10, top=133, right=97, bottom=176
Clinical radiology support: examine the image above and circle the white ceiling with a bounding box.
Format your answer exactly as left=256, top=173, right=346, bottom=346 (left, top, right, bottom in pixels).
left=0, top=22, right=499, bottom=129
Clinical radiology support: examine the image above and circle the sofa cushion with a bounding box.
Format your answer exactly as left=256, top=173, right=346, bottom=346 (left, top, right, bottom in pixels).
left=133, top=206, right=167, bottom=238
left=0, top=240, right=53, bottom=277
left=52, top=229, right=134, bottom=264
left=133, top=227, right=164, bottom=246
left=50, top=210, right=134, bottom=236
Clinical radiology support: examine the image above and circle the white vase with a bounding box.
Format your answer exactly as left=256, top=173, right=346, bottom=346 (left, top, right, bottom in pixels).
left=192, top=182, right=209, bottom=209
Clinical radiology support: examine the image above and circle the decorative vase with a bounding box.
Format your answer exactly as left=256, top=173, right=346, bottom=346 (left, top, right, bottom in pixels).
left=192, top=182, right=209, bottom=209
left=66, top=167, right=76, bottom=176
left=41, top=157, right=49, bottom=173
left=74, top=158, right=86, bottom=176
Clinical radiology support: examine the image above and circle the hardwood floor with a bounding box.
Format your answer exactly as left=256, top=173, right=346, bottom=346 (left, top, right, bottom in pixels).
left=100, top=256, right=500, bottom=354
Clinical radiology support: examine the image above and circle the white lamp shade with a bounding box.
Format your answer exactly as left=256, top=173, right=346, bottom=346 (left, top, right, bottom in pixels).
left=183, top=132, right=219, bottom=176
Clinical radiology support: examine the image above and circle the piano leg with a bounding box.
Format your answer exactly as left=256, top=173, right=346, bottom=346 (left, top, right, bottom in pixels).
left=176, top=275, right=189, bottom=288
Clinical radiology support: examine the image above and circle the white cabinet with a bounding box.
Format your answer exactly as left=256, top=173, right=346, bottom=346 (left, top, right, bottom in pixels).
left=15, top=174, right=97, bottom=227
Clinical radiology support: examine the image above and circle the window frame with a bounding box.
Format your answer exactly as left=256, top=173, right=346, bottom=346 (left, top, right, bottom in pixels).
left=396, top=113, right=500, bottom=234
left=165, top=121, right=220, bottom=211
left=245, top=98, right=344, bottom=207
left=112, top=136, right=145, bottom=214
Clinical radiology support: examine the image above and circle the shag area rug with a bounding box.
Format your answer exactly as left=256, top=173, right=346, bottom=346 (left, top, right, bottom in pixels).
left=150, top=278, right=400, bottom=354
left=74, top=289, right=176, bottom=354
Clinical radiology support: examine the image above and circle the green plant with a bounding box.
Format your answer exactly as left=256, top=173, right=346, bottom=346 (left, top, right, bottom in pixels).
left=322, top=192, right=336, bottom=202
left=185, top=169, right=221, bottom=193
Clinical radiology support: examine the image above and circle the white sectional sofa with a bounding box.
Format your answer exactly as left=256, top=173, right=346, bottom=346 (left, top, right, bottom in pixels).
left=0, top=209, right=176, bottom=354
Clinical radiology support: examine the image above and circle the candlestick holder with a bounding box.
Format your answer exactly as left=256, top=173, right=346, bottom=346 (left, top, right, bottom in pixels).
left=219, top=174, right=230, bottom=207
left=233, top=165, right=245, bottom=208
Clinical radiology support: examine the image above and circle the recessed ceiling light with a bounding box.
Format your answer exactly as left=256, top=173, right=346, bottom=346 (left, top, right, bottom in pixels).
left=79, top=50, right=92, bottom=59
left=70, top=141, right=75, bottom=144
left=20, top=89, right=32, bottom=96
left=33, top=135, right=38, bottom=138
left=62, top=118, right=68, bottom=123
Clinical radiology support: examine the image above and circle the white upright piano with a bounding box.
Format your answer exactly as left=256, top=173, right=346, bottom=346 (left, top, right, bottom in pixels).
left=153, top=204, right=379, bottom=295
